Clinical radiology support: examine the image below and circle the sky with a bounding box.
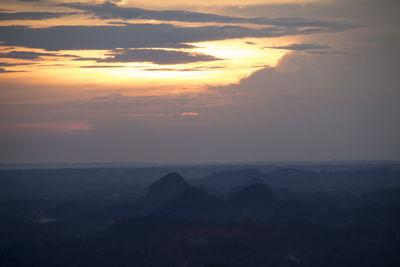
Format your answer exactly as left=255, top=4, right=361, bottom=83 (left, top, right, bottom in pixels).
left=0, top=0, right=399, bottom=164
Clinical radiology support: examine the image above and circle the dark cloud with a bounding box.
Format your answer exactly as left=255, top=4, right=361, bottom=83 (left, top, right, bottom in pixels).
left=97, top=49, right=219, bottom=64
left=0, top=68, right=24, bottom=73
left=0, top=51, right=55, bottom=60
left=200, top=47, right=400, bottom=161
left=0, top=12, right=76, bottom=21
left=142, top=66, right=224, bottom=72
left=75, top=49, right=219, bottom=65
left=61, top=2, right=354, bottom=30
left=0, top=62, right=32, bottom=66
left=0, top=51, right=76, bottom=60
left=72, top=57, right=100, bottom=61
left=266, top=43, right=331, bottom=50
left=60, top=2, right=240, bottom=23
left=80, top=65, right=127, bottom=68
left=306, top=50, right=358, bottom=56
left=0, top=68, right=10, bottom=73
left=221, top=0, right=400, bottom=27
left=0, top=22, right=353, bottom=51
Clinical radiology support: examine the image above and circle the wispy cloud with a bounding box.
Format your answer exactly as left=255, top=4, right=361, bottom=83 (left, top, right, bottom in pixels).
left=79, top=65, right=128, bottom=68
left=0, top=51, right=76, bottom=60
left=122, top=113, right=176, bottom=117
left=266, top=43, right=331, bottom=51
left=96, top=48, right=220, bottom=65
left=181, top=112, right=199, bottom=116
left=0, top=20, right=354, bottom=51
left=0, top=67, right=25, bottom=73
left=122, top=112, right=199, bottom=117
left=0, top=11, right=77, bottom=21
left=10, top=122, right=93, bottom=131
left=61, top=2, right=354, bottom=30
left=0, top=62, right=33, bottom=67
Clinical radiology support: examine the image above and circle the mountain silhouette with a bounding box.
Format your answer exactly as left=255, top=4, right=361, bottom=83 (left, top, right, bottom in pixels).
left=223, top=184, right=278, bottom=221
left=227, top=183, right=277, bottom=208
left=156, top=186, right=223, bottom=220
left=194, top=169, right=264, bottom=194
left=263, top=168, right=320, bottom=192
left=143, top=172, right=189, bottom=210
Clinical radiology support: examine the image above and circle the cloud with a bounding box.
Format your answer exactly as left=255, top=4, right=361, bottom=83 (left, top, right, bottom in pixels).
left=123, top=113, right=175, bottom=117
left=0, top=67, right=25, bottom=73
left=61, top=2, right=354, bottom=30
left=0, top=51, right=76, bottom=60
left=0, top=68, right=12, bottom=73
left=141, top=66, right=224, bottom=72
left=305, top=50, right=358, bottom=56
left=60, top=2, right=242, bottom=23
left=266, top=43, right=331, bottom=51
left=10, top=122, right=93, bottom=131
left=0, top=62, right=32, bottom=66
left=17, top=0, right=41, bottom=2
left=202, top=45, right=400, bottom=160
left=0, top=0, right=398, bottom=164
left=79, top=65, right=128, bottom=68
left=0, top=24, right=227, bottom=50
left=90, top=93, right=231, bottom=108
left=91, top=93, right=135, bottom=103
left=0, top=19, right=355, bottom=51
left=81, top=65, right=219, bottom=70
left=96, top=48, right=219, bottom=64
left=181, top=112, right=199, bottom=116
left=0, top=12, right=76, bottom=21
left=220, top=0, right=400, bottom=27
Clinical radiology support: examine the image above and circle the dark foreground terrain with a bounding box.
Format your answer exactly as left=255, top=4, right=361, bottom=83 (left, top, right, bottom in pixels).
left=0, top=163, right=400, bottom=266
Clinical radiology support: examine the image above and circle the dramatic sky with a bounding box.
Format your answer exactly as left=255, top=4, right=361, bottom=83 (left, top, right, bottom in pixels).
left=0, top=0, right=399, bottom=163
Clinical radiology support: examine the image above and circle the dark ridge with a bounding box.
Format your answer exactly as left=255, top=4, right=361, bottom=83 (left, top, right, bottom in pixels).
left=263, top=168, right=400, bottom=193
left=227, top=183, right=277, bottom=208
left=194, top=168, right=264, bottom=193
left=143, top=172, right=189, bottom=210
left=156, top=186, right=223, bottom=220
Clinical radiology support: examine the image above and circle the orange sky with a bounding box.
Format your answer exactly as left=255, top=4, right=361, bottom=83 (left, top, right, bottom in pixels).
left=0, top=0, right=332, bottom=102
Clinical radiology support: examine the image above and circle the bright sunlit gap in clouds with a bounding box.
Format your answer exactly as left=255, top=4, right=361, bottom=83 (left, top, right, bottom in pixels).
left=0, top=0, right=309, bottom=100
left=0, top=39, right=287, bottom=98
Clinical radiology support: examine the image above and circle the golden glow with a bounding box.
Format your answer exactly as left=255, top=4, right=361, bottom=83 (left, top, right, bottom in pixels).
left=0, top=38, right=287, bottom=99
left=0, top=0, right=303, bottom=104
